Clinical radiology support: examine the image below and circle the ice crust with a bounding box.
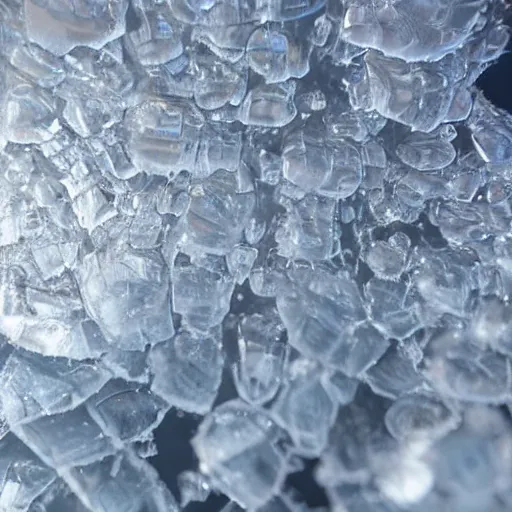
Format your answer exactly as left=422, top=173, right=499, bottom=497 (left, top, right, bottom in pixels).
left=0, top=0, right=511, bottom=511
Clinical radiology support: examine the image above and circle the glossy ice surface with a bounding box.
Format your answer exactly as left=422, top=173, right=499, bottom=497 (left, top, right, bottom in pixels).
left=0, top=0, right=511, bottom=511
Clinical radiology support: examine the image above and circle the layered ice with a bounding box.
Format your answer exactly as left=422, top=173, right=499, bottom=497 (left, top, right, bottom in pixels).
left=0, top=0, right=511, bottom=511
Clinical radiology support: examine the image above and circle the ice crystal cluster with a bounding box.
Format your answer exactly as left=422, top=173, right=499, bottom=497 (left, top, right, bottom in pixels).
left=0, top=0, right=511, bottom=511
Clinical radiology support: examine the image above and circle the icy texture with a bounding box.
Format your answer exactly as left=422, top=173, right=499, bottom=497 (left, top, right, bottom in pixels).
left=0, top=0, right=511, bottom=511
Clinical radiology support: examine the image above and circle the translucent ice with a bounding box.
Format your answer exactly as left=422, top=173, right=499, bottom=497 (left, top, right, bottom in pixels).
left=149, top=330, right=224, bottom=414
left=192, top=400, right=290, bottom=509
left=79, top=244, right=174, bottom=350
left=25, top=0, right=129, bottom=56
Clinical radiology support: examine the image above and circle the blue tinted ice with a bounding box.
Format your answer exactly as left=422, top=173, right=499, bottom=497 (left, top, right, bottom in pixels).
left=0, top=0, right=511, bottom=510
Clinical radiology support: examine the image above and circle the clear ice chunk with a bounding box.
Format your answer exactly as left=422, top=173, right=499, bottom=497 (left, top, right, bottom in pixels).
left=276, top=194, right=338, bottom=261
left=128, top=2, right=184, bottom=66
left=246, top=27, right=309, bottom=83
left=79, top=244, right=174, bottom=350
left=182, top=170, right=255, bottom=255
left=364, top=233, right=410, bottom=281
left=63, top=450, right=179, bottom=512
left=177, top=471, right=211, bottom=507
left=365, top=278, right=421, bottom=340
left=86, top=379, right=169, bottom=443
left=276, top=266, right=366, bottom=364
left=124, top=98, right=204, bottom=176
left=14, top=405, right=117, bottom=469
left=4, top=83, right=60, bottom=144
left=342, top=0, right=485, bottom=62
left=233, top=310, right=287, bottom=405
left=171, top=255, right=235, bottom=331
left=396, top=131, right=456, bottom=171
left=238, top=82, right=297, bottom=128
left=0, top=434, right=56, bottom=512
left=0, top=349, right=110, bottom=427
left=149, top=330, right=224, bottom=414
left=424, top=328, right=512, bottom=404
left=192, top=400, right=289, bottom=510
left=364, top=344, right=426, bottom=400
left=271, top=359, right=337, bottom=456
left=25, top=0, right=129, bottom=56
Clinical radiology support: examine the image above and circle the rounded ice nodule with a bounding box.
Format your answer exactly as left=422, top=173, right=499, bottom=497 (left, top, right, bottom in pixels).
left=25, top=0, right=129, bottom=56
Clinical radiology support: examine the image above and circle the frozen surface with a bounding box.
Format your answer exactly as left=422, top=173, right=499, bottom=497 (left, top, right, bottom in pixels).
left=0, top=0, right=511, bottom=511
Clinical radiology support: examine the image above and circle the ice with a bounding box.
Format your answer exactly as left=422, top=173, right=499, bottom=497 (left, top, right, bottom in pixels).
left=177, top=470, right=211, bottom=507
left=14, top=405, right=117, bottom=469
left=227, top=245, right=258, bottom=284
left=182, top=169, right=255, bottom=255
left=276, top=194, right=338, bottom=261
left=396, top=131, right=456, bottom=171
left=124, top=98, right=204, bottom=176
left=384, top=394, right=461, bottom=442
left=472, top=297, right=512, bottom=356
left=86, top=379, right=168, bottom=443
left=238, top=82, right=297, bottom=127
left=246, top=27, right=309, bottom=83
left=127, top=1, right=184, bottom=66
left=424, top=327, right=512, bottom=404
left=329, top=321, right=390, bottom=377
left=0, top=350, right=110, bottom=427
left=349, top=50, right=473, bottom=132
left=9, top=44, right=65, bottom=88
left=271, top=359, right=337, bottom=456
left=365, top=278, right=421, bottom=340
left=0, top=434, right=56, bottom=512
left=149, top=330, right=224, bottom=414
left=4, top=83, right=60, bottom=144
left=63, top=450, right=179, bottom=512
left=0, top=0, right=512, bottom=509
left=25, top=0, right=129, bottom=56
left=276, top=266, right=367, bottom=364
left=192, top=400, right=290, bottom=510
left=193, top=53, right=248, bottom=110
left=171, top=254, right=235, bottom=330
left=282, top=127, right=363, bottom=199
left=364, top=232, right=410, bottom=281
left=79, top=244, right=174, bottom=350
left=342, top=0, right=485, bottom=62
left=364, top=344, right=426, bottom=400
left=233, top=310, right=287, bottom=405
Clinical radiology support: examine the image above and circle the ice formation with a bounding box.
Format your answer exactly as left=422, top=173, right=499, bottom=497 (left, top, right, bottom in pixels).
left=0, top=0, right=511, bottom=511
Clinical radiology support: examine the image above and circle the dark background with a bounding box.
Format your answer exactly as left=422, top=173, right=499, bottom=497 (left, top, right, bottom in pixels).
left=149, top=34, right=512, bottom=512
